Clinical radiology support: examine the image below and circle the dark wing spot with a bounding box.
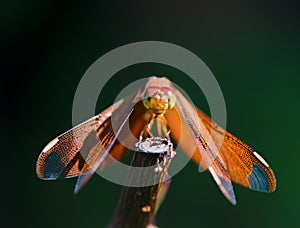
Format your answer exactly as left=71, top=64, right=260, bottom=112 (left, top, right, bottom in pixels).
left=44, top=152, right=65, bottom=179
left=248, top=165, right=269, bottom=192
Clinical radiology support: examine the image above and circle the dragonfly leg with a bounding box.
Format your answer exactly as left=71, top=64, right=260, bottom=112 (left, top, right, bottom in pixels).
left=139, top=115, right=155, bottom=141
left=156, top=115, right=171, bottom=140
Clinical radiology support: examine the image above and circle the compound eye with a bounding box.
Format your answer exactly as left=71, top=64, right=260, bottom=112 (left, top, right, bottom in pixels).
left=142, top=96, right=151, bottom=109
left=167, top=93, right=176, bottom=109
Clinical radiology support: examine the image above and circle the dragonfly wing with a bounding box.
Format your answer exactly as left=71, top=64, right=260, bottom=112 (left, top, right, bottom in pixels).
left=36, top=86, right=151, bottom=192
left=36, top=99, right=123, bottom=180
left=196, top=108, right=276, bottom=192
left=166, top=89, right=236, bottom=204
left=74, top=97, right=152, bottom=192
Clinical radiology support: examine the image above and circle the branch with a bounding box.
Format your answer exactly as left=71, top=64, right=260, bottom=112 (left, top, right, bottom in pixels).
left=109, top=138, right=175, bottom=228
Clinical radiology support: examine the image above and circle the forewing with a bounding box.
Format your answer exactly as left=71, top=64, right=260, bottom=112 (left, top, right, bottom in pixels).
left=196, top=109, right=276, bottom=192
left=36, top=100, right=124, bottom=180
left=165, top=89, right=236, bottom=204
left=74, top=90, right=152, bottom=192
left=36, top=86, right=152, bottom=192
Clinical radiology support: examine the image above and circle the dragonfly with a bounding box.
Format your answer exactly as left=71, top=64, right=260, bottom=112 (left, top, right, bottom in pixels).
left=36, top=76, right=276, bottom=204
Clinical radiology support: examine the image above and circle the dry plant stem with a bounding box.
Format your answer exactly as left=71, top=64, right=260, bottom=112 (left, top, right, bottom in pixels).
left=109, top=138, right=175, bottom=228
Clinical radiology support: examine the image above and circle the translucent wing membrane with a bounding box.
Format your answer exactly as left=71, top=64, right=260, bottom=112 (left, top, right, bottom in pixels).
left=166, top=86, right=276, bottom=204
left=36, top=88, right=152, bottom=192
left=196, top=109, right=276, bottom=193
left=36, top=100, right=123, bottom=180
left=166, top=89, right=236, bottom=204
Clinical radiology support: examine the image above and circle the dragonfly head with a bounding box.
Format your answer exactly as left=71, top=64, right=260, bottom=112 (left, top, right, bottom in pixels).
left=142, top=86, right=176, bottom=115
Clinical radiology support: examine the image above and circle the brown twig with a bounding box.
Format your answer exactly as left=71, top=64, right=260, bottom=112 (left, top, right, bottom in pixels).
left=109, top=138, right=175, bottom=228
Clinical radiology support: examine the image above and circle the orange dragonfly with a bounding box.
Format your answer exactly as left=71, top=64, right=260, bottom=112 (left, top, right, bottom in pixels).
left=36, top=76, right=276, bottom=204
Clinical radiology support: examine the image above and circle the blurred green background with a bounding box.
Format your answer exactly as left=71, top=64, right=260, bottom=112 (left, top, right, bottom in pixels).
left=2, top=0, right=299, bottom=227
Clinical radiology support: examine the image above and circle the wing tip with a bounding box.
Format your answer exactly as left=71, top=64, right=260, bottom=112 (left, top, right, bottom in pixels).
left=74, top=171, right=94, bottom=194
left=208, top=167, right=237, bottom=205
left=248, top=164, right=277, bottom=193
left=36, top=151, right=66, bottom=180
left=219, top=177, right=237, bottom=205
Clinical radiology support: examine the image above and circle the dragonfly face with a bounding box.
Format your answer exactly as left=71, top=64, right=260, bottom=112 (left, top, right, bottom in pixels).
left=142, top=86, right=176, bottom=115
left=142, top=77, right=176, bottom=115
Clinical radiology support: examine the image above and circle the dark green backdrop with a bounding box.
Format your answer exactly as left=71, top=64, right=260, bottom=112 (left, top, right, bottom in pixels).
left=2, top=1, right=299, bottom=227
